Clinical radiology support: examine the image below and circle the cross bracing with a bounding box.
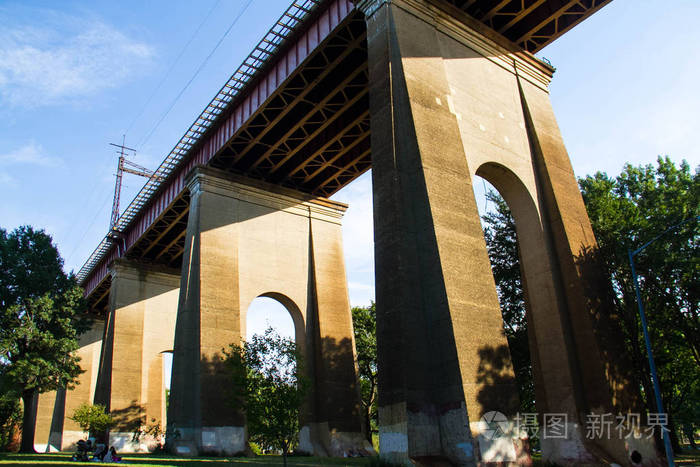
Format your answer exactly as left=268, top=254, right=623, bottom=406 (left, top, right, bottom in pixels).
left=78, top=0, right=611, bottom=312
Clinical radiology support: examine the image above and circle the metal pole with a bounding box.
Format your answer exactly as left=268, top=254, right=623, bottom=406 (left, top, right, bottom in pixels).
left=628, top=249, right=674, bottom=467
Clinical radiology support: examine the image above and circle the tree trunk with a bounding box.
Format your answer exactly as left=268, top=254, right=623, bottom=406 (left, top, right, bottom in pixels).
left=282, top=443, right=288, bottom=467
left=364, top=405, right=372, bottom=443
left=19, top=390, right=37, bottom=453
left=683, top=424, right=697, bottom=450
left=669, top=416, right=681, bottom=454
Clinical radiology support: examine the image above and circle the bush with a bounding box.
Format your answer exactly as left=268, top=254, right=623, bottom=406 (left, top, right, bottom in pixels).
left=69, top=403, right=113, bottom=440
left=249, top=441, right=263, bottom=456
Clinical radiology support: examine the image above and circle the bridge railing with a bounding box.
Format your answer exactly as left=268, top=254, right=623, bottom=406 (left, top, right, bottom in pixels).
left=76, top=0, right=324, bottom=287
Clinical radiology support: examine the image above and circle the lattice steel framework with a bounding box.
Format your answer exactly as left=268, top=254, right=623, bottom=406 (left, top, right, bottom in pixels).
left=83, top=6, right=368, bottom=312
left=443, top=0, right=611, bottom=52
left=77, top=0, right=324, bottom=286
left=209, top=15, right=370, bottom=196
left=79, top=0, right=613, bottom=311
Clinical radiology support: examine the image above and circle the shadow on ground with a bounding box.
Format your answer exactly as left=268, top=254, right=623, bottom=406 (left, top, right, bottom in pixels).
left=0, top=452, right=371, bottom=466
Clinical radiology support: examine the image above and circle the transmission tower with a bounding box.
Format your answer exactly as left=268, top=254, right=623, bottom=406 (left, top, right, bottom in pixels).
left=109, top=136, right=158, bottom=232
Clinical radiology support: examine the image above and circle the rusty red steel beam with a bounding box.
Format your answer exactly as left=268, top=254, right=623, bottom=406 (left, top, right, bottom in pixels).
left=80, top=0, right=613, bottom=301
left=81, top=0, right=356, bottom=298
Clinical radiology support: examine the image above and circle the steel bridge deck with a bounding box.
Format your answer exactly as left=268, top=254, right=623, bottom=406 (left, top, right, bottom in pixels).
left=79, top=0, right=611, bottom=312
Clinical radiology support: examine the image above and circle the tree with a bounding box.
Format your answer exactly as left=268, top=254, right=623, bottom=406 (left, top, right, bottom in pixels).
left=0, top=226, right=88, bottom=452
left=0, top=372, right=22, bottom=452
left=351, top=303, right=378, bottom=443
left=69, top=403, right=113, bottom=441
left=579, top=157, right=699, bottom=451
left=481, top=191, right=535, bottom=413
left=225, top=327, right=308, bottom=466
left=482, top=157, right=699, bottom=452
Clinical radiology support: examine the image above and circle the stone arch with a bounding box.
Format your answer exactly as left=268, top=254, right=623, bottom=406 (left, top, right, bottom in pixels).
left=245, top=292, right=307, bottom=359
left=251, top=293, right=304, bottom=336
left=168, top=168, right=369, bottom=457
left=473, top=161, right=570, bottom=419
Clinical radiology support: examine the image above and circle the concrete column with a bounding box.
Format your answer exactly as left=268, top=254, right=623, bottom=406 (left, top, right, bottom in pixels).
left=94, top=260, right=179, bottom=452
left=34, top=391, right=63, bottom=453
left=307, top=215, right=367, bottom=455
left=518, top=77, right=658, bottom=463
left=360, top=1, right=520, bottom=464
left=63, top=320, right=104, bottom=449
left=33, top=319, right=104, bottom=452
left=358, top=0, right=658, bottom=465
left=168, top=166, right=369, bottom=457
left=168, top=168, right=244, bottom=456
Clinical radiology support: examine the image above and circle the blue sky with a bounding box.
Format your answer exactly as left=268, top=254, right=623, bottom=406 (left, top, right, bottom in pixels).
left=1, top=0, right=698, bottom=338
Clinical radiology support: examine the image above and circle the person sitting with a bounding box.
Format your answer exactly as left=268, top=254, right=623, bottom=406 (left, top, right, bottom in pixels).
left=91, top=444, right=107, bottom=462
left=72, top=439, right=89, bottom=462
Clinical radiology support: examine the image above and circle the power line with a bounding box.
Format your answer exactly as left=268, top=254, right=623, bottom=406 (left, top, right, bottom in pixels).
left=124, top=0, right=224, bottom=137
left=136, top=0, right=255, bottom=149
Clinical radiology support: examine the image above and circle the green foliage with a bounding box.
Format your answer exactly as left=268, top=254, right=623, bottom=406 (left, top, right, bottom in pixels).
left=0, top=383, right=21, bottom=452
left=0, top=226, right=88, bottom=451
left=248, top=441, right=263, bottom=456
left=225, top=327, right=308, bottom=463
left=69, top=403, right=113, bottom=437
left=481, top=191, right=535, bottom=413
left=482, top=157, right=699, bottom=448
left=351, top=303, right=378, bottom=442
left=579, top=156, right=699, bottom=448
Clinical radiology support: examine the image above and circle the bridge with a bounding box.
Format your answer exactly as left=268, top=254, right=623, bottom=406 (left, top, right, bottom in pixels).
left=76, top=0, right=610, bottom=312
left=33, top=1, right=663, bottom=465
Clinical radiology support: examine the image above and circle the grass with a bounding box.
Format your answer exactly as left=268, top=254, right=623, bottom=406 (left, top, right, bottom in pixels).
left=2, top=451, right=699, bottom=467
left=0, top=452, right=371, bottom=467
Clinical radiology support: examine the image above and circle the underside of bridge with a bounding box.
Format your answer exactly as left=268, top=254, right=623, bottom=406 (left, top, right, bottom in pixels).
left=84, top=0, right=611, bottom=316
left=55, top=0, right=670, bottom=465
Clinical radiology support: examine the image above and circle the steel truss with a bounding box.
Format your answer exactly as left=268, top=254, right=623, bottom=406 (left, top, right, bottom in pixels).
left=443, top=0, right=611, bottom=52
left=210, top=11, right=370, bottom=197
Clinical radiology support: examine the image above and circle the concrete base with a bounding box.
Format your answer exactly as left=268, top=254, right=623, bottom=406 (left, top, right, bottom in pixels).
left=378, top=404, right=479, bottom=466
left=60, top=430, right=85, bottom=451
left=298, top=423, right=374, bottom=457
left=33, top=442, right=61, bottom=453
left=297, top=425, right=322, bottom=455
left=625, top=436, right=664, bottom=467
left=328, top=431, right=374, bottom=457
left=109, top=431, right=151, bottom=453
left=539, top=423, right=664, bottom=467
left=540, top=423, right=595, bottom=465
left=169, top=426, right=246, bottom=456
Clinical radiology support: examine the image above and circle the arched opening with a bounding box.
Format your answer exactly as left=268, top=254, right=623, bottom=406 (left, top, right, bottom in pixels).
left=472, top=162, right=554, bottom=423
left=242, top=294, right=307, bottom=456
left=245, top=294, right=303, bottom=345
left=162, top=350, right=173, bottom=423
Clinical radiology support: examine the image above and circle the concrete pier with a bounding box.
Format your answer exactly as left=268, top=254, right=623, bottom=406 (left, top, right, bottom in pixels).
left=167, top=167, right=369, bottom=456
left=94, top=260, right=179, bottom=452
left=358, top=0, right=657, bottom=464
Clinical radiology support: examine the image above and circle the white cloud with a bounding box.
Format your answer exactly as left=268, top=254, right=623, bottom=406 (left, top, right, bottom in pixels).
left=0, top=13, right=154, bottom=107
left=0, top=142, right=59, bottom=167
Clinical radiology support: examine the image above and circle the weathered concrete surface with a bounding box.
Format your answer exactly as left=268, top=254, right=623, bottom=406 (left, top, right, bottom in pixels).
left=168, top=167, right=369, bottom=456
left=359, top=0, right=659, bottom=465
left=33, top=320, right=104, bottom=452
left=94, top=260, right=179, bottom=452
left=361, top=1, right=518, bottom=464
